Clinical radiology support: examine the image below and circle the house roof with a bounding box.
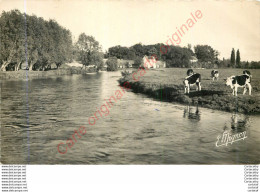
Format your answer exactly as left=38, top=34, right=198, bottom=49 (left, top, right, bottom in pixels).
left=118, top=59, right=134, bottom=65
left=190, top=56, right=198, bottom=60
left=156, top=61, right=165, bottom=65
left=143, top=55, right=156, bottom=60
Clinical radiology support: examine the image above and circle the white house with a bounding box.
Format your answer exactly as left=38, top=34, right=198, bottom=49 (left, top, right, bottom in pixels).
left=117, top=59, right=134, bottom=68
left=190, top=56, right=198, bottom=63
left=141, top=55, right=166, bottom=69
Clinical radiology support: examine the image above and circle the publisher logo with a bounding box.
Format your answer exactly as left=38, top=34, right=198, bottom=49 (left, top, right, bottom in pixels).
left=216, top=130, right=247, bottom=147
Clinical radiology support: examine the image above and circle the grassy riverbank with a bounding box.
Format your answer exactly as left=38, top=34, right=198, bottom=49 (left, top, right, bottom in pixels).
left=119, top=68, right=260, bottom=114
left=0, top=65, right=97, bottom=80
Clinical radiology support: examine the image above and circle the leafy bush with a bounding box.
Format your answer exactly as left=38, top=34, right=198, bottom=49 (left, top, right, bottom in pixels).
left=106, top=57, right=118, bottom=71
left=134, top=56, right=142, bottom=66
left=90, top=51, right=104, bottom=70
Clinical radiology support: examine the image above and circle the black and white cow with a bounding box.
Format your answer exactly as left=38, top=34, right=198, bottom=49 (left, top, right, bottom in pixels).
left=186, top=69, right=194, bottom=76
left=225, top=74, right=252, bottom=96
left=243, top=70, right=251, bottom=76
left=184, top=73, right=201, bottom=94
left=211, top=70, right=219, bottom=81
left=243, top=70, right=252, bottom=82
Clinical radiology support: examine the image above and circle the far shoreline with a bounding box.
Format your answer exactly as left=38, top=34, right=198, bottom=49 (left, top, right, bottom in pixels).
left=0, top=67, right=102, bottom=81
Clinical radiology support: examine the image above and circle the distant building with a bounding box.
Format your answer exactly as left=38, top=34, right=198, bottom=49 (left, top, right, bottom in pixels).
left=140, top=55, right=166, bottom=69
left=117, top=59, right=134, bottom=68
left=132, top=63, right=140, bottom=68
left=103, top=59, right=108, bottom=64
left=87, top=65, right=96, bottom=68
left=103, top=58, right=135, bottom=68
left=190, top=56, right=198, bottom=63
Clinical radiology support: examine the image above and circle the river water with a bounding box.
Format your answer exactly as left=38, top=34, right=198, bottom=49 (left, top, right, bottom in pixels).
left=1, top=71, right=259, bottom=164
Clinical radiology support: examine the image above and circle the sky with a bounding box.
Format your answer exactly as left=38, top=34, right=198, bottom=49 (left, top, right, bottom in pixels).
left=0, top=0, right=259, bottom=61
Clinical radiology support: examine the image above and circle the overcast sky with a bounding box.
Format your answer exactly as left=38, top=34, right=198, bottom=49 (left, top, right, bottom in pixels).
left=1, top=0, right=259, bottom=61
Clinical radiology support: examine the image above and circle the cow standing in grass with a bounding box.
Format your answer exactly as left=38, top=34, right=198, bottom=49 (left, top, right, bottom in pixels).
left=211, top=70, right=219, bottom=81
left=184, top=73, right=201, bottom=94
left=225, top=71, right=252, bottom=96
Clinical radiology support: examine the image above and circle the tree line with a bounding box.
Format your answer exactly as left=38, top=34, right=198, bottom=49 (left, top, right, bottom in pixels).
left=0, top=10, right=104, bottom=72
left=106, top=43, right=219, bottom=68
left=107, top=44, right=260, bottom=69
left=1, top=10, right=259, bottom=71
left=0, top=10, right=73, bottom=71
left=218, top=48, right=260, bottom=69
left=73, top=33, right=104, bottom=70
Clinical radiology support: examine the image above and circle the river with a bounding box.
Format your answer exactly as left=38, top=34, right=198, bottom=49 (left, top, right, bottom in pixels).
left=1, top=71, right=259, bottom=164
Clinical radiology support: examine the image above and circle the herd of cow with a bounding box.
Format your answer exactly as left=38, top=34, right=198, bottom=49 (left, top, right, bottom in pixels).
left=183, top=69, right=252, bottom=96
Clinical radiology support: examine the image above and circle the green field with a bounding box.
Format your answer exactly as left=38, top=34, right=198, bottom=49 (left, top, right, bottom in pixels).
left=120, top=68, right=260, bottom=113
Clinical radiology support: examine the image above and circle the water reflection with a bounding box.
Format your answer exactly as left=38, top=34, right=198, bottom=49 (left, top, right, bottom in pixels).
left=183, top=105, right=200, bottom=121
left=221, top=113, right=250, bottom=140
left=1, top=72, right=259, bottom=164
left=231, top=113, right=249, bottom=130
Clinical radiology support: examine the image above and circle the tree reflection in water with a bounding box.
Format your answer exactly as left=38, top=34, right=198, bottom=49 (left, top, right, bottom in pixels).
left=183, top=105, right=200, bottom=121
left=231, top=113, right=249, bottom=131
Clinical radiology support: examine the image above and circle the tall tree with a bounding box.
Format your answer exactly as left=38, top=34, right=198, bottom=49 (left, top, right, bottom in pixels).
left=0, top=10, right=25, bottom=71
left=148, top=47, right=158, bottom=57
left=76, top=33, right=101, bottom=68
left=131, top=43, right=145, bottom=57
left=126, top=48, right=136, bottom=60
left=236, top=49, right=241, bottom=68
left=89, top=51, right=104, bottom=70
left=26, top=16, right=45, bottom=71
left=108, top=46, right=124, bottom=59
left=165, top=46, right=192, bottom=68
left=231, top=48, right=235, bottom=67
left=194, top=45, right=216, bottom=63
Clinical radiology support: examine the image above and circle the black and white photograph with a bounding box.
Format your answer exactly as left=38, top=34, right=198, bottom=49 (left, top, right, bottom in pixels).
left=1, top=1, right=260, bottom=191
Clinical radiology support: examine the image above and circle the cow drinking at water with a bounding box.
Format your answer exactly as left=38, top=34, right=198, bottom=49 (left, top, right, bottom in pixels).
left=183, top=73, right=201, bottom=94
